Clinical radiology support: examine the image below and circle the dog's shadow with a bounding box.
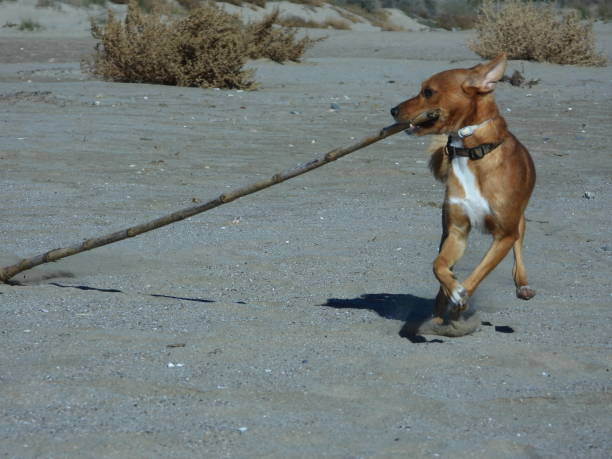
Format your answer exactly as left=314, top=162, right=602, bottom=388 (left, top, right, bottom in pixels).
left=324, top=293, right=431, bottom=322
left=324, top=292, right=514, bottom=342
left=324, top=293, right=447, bottom=343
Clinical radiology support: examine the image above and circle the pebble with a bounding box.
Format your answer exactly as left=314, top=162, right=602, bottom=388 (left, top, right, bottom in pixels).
left=583, top=192, right=594, bottom=199
left=330, top=103, right=340, bottom=110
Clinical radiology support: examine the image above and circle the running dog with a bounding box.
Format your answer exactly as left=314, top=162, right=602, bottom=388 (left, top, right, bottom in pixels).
left=390, top=54, right=536, bottom=323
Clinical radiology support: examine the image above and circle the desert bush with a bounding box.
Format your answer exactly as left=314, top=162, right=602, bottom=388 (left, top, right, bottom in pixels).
left=217, top=0, right=243, bottom=5
left=245, top=10, right=321, bottom=62
left=324, top=17, right=351, bottom=29
left=338, top=2, right=394, bottom=29
left=89, top=1, right=255, bottom=88
left=175, top=0, right=201, bottom=10
left=18, top=19, right=44, bottom=31
left=88, top=2, right=318, bottom=88
left=434, top=0, right=477, bottom=30
left=276, top=15, right=351, bottom=29
left=36, top=0, right=57, bottom=7
left=556, top=0, right=612, bottom=19
left=217, top=0, right=267, bottom=7
left=469, top=0, right=606, bottom=66
left=54, top=0, right=109, bottom=5
left=284, top=0, right=326, bottom=7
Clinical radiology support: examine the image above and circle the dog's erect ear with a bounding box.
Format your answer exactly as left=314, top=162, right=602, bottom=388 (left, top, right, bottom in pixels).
left=464, top=53, right=507, bottom=94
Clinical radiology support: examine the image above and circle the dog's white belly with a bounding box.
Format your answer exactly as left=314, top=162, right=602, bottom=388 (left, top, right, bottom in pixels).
left=448, top=157, right=491, bottom=231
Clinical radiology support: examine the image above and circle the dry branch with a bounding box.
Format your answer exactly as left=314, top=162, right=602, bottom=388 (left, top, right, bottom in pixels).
left=0, top=120, right=424, bottom=284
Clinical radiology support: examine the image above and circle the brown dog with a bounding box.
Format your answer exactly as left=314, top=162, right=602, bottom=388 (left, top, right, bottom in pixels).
left=390, top=54, right=536, bottom=322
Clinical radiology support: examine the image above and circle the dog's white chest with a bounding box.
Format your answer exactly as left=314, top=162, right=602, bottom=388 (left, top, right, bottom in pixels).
left=448, top=157, right=491, bottom=231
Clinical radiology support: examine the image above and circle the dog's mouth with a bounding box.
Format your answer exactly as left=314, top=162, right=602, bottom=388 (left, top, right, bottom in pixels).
left=404, top=109, right=441, bottom=134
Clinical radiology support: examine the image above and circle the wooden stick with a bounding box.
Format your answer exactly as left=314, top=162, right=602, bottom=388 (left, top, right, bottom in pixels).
left=1, top=115, right=438, bottom=284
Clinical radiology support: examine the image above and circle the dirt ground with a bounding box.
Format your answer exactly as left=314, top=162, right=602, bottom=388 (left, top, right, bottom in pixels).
left=0, top=24, right=611, bottom=458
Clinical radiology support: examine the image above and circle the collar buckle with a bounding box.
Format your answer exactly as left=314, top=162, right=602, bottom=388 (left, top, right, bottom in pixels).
left=469, top=145, right=486, bottom=160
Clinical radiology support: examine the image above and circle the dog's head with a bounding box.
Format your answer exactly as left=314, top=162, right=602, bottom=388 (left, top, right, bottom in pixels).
left=390, top=54, right=507, bottom=135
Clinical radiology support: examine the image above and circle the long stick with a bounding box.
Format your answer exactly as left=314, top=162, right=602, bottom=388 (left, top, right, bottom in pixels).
left=0, top=118, right=428, bottom=284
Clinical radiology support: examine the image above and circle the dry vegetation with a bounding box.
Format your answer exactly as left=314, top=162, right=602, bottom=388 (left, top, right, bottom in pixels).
left=469, top=0, right=606, bottom=66
left=339, top=3, right=399, bottom=31
left=216, top=0, right=267, bottom=7
left=87, top=1, right=319, bottom=89
left=276, top=15, right=351, bottom=29
left=246, top=10, right=323, bottom=62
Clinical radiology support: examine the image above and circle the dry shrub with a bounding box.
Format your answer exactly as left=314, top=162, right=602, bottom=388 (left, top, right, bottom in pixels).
left=246, top=0, right=266, bottom=7
left=274, top=15, right=322, bottom=28
left=434, top=0, right=477, bottom=30
left=217, top=0, right=243, bottom=6
left=245, top=10, right=321, bottom=62
left=330, top=5, right=362, bottom=24
left=276, top=15, right=351, bottom=29
left=175, top=0, right=201, bottom=10
left=324, top=18, right=351, bottom=29
left=339, top=3, right=394, bottom=30
left=217, top=0, right=267, bottom=7
left=436, top=13, right=475, bottom=30
left=89, top=1, right=254, bottom=88
left=88, top=2, right=318, bottom=89
left=286, top=0, right=326, bottom=7
left=469, top=0, right=606, bottom=66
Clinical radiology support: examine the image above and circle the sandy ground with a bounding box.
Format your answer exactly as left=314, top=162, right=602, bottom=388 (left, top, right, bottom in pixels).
left=0, top=14, right=611, bottom=459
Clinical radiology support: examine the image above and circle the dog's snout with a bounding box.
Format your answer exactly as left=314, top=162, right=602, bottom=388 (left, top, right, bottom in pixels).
left=390, top=106, right=399, bottom=118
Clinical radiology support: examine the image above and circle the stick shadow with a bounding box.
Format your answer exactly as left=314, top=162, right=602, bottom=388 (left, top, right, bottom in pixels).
left=48, top=282, right=216, bottom=304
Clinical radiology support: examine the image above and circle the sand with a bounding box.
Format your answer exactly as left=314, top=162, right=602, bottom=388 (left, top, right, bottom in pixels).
left=0, top=6, right=611, bottom=458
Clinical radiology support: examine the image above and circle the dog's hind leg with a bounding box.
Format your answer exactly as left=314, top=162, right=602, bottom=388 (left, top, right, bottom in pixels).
left=512, top=214, right=536, bottom=300
left=462, top=233, right=516, bottom=303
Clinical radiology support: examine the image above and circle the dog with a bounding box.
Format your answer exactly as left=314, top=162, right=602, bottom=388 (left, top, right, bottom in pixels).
left=390, top=54, right=536, bottom=323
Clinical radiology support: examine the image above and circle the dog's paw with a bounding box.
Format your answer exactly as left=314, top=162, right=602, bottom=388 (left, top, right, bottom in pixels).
left=516, top=285, right=536, bottom=300
left=449, top=285, right=469, bottom=311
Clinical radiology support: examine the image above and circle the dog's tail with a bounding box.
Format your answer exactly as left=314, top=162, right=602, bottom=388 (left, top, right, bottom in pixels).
left=428, top=134, right=449, bottom=182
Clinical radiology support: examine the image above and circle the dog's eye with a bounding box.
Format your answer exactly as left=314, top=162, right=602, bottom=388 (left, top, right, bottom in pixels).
left=422, top=88, right=434, bottom=99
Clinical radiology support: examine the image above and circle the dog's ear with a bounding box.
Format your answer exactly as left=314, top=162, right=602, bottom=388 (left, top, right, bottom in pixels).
left=464, top=53, right=507, bottom=94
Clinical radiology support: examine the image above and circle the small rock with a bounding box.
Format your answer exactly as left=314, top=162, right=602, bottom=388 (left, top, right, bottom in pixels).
left=330, top=103, right=340, bottom=110
left=509, top=70, right=525, bottom=87
left=583, top=192, right=594, bottom=199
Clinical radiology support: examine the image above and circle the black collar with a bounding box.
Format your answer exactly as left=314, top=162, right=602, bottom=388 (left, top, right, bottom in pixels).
left=445, top=137, right=503, bottom=160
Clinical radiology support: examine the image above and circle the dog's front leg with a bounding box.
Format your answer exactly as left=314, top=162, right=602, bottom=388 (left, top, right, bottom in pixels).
left=433, top=222, right=469, bottom=315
